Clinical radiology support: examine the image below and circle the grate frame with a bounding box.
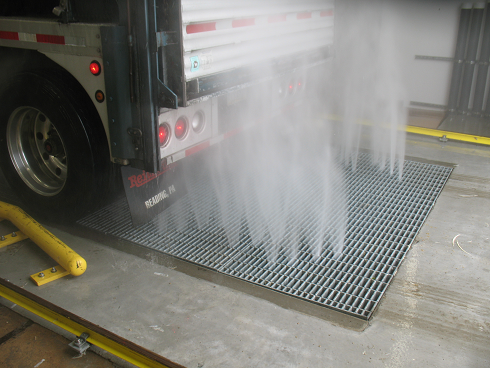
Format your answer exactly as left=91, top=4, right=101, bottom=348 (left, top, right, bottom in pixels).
left=78, top=153, right=452, bottom=320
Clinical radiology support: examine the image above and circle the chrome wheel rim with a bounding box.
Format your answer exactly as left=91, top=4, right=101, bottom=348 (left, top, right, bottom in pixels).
left=7, top=107, right=67, bottom=196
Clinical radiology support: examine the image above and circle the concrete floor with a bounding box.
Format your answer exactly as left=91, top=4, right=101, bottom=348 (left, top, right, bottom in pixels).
left=0, top=132, right=489, bottom=368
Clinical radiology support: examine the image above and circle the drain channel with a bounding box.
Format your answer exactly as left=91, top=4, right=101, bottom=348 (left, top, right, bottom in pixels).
left=78, top=153, right=452, bottom=320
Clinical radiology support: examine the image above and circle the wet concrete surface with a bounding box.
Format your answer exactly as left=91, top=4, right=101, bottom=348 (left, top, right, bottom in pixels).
left=0, top=133, right=489, bottom=368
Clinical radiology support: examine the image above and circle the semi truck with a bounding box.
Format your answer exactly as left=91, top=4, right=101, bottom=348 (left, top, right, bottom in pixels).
left=0, top=0, right=334, bottom=221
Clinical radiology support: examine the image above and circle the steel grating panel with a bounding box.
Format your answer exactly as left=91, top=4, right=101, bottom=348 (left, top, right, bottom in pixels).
left=78, top=153, right=452, bottom=320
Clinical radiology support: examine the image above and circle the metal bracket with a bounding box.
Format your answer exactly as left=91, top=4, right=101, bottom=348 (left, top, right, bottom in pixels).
left=69, top=332, right=91, bottom=356
left=31, top=265, right=70, bottom=286
left=0, top=229, right=28, bottom=248
left=158, top=80, right=178, bottom=109
left=415, top=55, right=454, bottom=62
left=127, top=128, right=143, bottom=153
left=113, top=157, right=131, bottom=165
left=52, top=0, right=74, bottom=23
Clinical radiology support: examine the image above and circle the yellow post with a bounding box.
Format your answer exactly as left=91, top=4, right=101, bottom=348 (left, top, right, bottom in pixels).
left=0, top=201, right=87, bottom=277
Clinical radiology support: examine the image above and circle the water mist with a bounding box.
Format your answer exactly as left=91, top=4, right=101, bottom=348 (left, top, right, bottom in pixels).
left=334, top=0, right=407, bottom=178
left=159, top=0, right=407, bottom=265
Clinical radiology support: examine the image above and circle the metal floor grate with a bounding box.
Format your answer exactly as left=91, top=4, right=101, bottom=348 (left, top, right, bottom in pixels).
left=78, top=153, right=452, bottom=319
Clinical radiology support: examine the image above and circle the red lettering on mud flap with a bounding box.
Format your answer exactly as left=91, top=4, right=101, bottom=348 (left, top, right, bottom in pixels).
left=127, top=164, right=177, bottom=189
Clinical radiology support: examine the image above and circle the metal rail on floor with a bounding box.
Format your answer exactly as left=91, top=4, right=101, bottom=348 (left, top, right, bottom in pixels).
left=0, top=278, right=184, bottom=368
left=0, top=201, right=86, bottom=285
left=406, top=125, right=490, bottom=146
left=324, top=114, right=490, bottom=146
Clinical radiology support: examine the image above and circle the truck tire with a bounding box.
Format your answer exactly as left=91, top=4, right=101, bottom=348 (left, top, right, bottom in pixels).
left=0, top=70, right=113, bottom=221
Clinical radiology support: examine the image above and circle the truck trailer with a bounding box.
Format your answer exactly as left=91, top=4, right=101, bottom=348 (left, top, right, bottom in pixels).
left=0, top=0, right=334, bottom=221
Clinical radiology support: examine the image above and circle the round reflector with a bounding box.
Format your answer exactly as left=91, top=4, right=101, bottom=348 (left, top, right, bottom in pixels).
left=278, top=86, right=285, bottom=98
left=95, top=90, right=105, bottom=103
left=175, top=117, right=188, bottom=139
left=191, top=111, right=205, bottom=133
left=90, top=61, right=101, bottom=76
left=159, top=124, right=170, bottom=146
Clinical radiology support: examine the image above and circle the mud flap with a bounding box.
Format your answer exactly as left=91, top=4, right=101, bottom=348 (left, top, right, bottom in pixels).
left=121, top=162, right=187, bottom=227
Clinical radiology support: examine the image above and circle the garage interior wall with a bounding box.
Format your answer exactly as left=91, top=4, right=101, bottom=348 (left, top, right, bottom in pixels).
left=337, top=0, right=466, bottom=112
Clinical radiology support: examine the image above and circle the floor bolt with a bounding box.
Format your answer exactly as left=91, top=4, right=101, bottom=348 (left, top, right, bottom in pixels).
left=1, top=236, right=5, bottom=241
left=39, top=272, right=45, bottom=278
left=11, top=232, right=17, bottom=237
left=51, top=267, right=57, bottom=273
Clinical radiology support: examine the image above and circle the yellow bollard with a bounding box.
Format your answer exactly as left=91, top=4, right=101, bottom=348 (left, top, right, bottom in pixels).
left=0, top=201, right=87, bottom=278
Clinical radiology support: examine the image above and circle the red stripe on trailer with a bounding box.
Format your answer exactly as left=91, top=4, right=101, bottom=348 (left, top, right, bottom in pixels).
left=297, top=12, right=312, bottom=20
left=0, top=31, right=19, bottom=40
left=321, top=10, right=334, bottom=17
left=268, top=14, right=287, bottom=23
left=224, top=127, right=242, bottom=139
left=36, top=34, right=65, bottom=45
left=186, top=141, right=210, bottom=157
left=232, top=18, right=255, bottom=28
left=186, top=23, right=217, bottom=34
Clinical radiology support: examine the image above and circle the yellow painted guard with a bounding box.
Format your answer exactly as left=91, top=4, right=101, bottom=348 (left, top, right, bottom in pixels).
left=0, top=201, right=87, bottom=278
left=0, top=230, right=29, bottom=248
left=324, top=114, right=490, bottom=146
left=406, top=125, right=490, bottom=146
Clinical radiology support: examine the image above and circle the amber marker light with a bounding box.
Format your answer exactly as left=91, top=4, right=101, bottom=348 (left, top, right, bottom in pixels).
left=95, top=90, right=105, bottom=103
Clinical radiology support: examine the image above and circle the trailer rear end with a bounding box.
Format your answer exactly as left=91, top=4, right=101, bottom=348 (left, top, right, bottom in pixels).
left=0, top=0, right=334, bottom=220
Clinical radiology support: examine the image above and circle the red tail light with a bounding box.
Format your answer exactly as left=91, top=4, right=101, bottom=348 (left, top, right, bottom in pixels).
left=89, top=61, right=101, bottom=76
left=159, top=124, right=170, bottom=146
left=175, top=117, right=188, bottom=139
left=297, top=78, right=305, bottom=92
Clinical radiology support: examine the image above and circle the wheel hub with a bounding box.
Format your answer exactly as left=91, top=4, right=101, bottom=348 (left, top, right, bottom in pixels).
left=44, top=130, right=64, bottom=157
left=6, top=107, right=67, bottom=196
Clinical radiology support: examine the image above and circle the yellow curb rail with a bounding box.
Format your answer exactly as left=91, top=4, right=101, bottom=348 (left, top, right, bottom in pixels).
left=323, top=114, right=490, bottom=146
left=0, top=278, right=184, bottom=368
left=0, top=201, right=87, bottom=285
left=406, top=125, right=490, bottom=146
